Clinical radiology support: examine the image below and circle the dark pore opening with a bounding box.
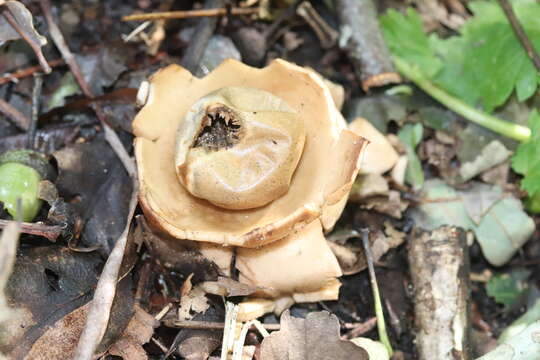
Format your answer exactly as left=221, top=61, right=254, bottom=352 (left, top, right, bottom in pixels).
left=193, top=106, right=242, bottom=151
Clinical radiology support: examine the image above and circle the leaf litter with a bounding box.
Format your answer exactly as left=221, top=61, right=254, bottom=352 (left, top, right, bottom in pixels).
left=1, top=0, right=540, bottom=359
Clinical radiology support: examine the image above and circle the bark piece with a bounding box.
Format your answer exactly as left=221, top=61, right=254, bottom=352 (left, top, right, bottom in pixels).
left=408, top=226, right=472, bottom=360
left=335, top=0, right=401, bottom=91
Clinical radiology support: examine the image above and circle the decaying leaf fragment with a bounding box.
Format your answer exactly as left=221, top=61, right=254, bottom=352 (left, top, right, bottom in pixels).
left=260, top=310, right=369, bottom=360
left=133, top=59, right=367, bottom=317
left=0, top=1, right=46, bottom=45
left=0, top=1, right=50, bottom=73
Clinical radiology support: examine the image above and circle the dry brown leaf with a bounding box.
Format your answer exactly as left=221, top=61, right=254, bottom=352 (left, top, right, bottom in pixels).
left=25, top=302, right=89, bottom=360
left=383, top=221, right=406, bottom=248
left=361, top=190, right=408, bottom=218
left=178, top=285, right=210, bottom=321
left=108, top=305, right=158, bottom=360
left=171, top=307, right=223, bottom=360
left=328, top=230, right=399, bottom=275
left=260, top=311, right=368, bottom=360
left=178, top=333, right=222, bottom=360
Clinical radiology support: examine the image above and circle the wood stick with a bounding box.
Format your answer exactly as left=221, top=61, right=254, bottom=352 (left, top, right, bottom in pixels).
left=408, top=226, right=471, bottom=360
left=166, top=318, right=377, bottom=332
left=335, top=0, right=400, bottom=91
left=122, top=7, right=259, bottom=21
left=0, top=59, right=64, bottom=85
left=0, top=97, right=29, bottom=130
left=0, top=219, right=62, bottom=241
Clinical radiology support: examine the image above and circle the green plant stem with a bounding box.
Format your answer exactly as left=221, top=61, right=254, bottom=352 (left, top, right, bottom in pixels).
left=393, top=56, right=531, bottom=142
left=361, top=229, right=393, bottom=357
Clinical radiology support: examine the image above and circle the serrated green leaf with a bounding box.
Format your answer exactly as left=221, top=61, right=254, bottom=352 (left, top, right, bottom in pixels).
left=486, top=268, right=530, bottom=308
left=380, top=9, right=442, bottom=78
left=381, top=1, right=540, bottom=113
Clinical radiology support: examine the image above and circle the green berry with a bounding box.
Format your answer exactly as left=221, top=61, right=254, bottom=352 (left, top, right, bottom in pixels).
left=0, top=162, right=43, bottom=222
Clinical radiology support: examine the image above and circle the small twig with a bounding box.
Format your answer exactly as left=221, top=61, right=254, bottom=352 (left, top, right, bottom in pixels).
left=122, top=20, right=152, bottom=42
left=497, top=0, right=540, bottom=73
left=0, top=97, right=29, bottom=130
left=0, top=219, right=62, bottom=241
left=341, top=317, right=377, bottom=340
left=38, top=0, right=90, bottom=95
left=150, top=337, right=168, bottom=353
left=0, top=220, right=19, bottom=323
left=122, top=7, right=259, bottom=21
left=0, top=59, right=64, bottom=85
left=27, top=73, right=42, bottom=149
left=361, top=229, right=393, bottom=356
left=263, top=0, right=302, bottom=40
left=166, top=319, right=376, bottom=331
left=74, top=185, right=138, bottom=360
left=296, top=1, right=338, bottom=49
left=0, top=6, right=51, bottom=73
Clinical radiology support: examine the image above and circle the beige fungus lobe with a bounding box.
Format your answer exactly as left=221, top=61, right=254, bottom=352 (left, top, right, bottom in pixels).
left=134, top=59, right=366, bottom=248
left=133, top=60, right=367, bottom=318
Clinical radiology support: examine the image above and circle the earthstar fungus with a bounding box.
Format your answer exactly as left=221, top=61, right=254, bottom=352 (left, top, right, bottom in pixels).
left=133, top=59, right=366, bottom=317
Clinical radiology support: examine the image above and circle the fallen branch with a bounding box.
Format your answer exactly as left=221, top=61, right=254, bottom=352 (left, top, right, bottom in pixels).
left=335, top=0, right=400, bottom=91
left=408, top=226, right=471, bottom=360
left=122, top=7, right=259, bottom=21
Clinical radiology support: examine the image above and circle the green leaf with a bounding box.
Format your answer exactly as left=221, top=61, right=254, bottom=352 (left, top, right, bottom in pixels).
left=499, top=295, right=540, bottom=342
left=511, top=110, right=540, bottom=211
left=397, top=123, right=424, bottom=189
left=486, top=268, right=530, bottom=308
left=379, top=9, right=442, bottom=78
left=409, top=180, right=534, bottom=266
left=381, top=1, right=540, bottom=113
left=475, top=196, right=535, bottom=266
